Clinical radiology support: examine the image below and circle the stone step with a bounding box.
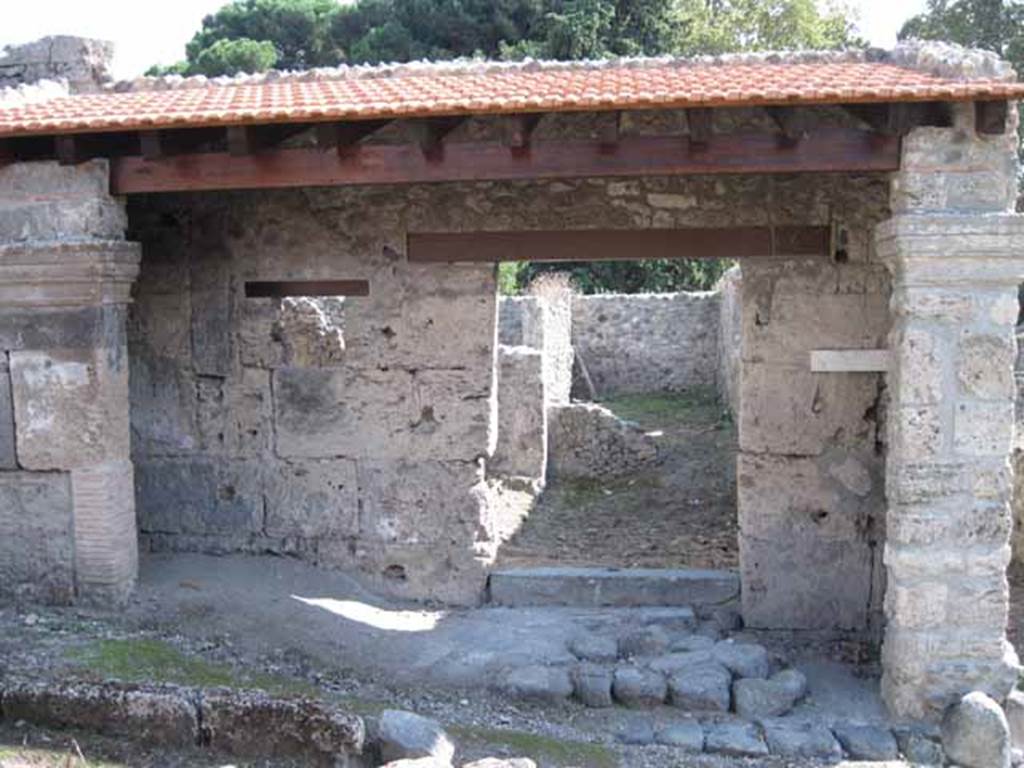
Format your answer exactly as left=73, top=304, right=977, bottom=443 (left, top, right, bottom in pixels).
left=487, top=567, right=740, bottom=608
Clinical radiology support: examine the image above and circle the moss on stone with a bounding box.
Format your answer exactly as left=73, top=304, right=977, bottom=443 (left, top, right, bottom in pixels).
left=450, top=724, right=618, bottom=768
left=65, top=638, right=316, bottom=698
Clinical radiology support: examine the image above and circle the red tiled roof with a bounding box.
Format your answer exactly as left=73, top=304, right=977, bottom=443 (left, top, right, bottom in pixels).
left=1, top=60, right=1023, bottom=138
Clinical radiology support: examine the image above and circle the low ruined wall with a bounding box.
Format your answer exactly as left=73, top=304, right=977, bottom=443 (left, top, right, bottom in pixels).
left=498, top=291, right=573, bottom=405
left=547, top=403, right=658, bottom=479
left=0, top=36, right=112, bottom=93
left=571, top=291, right=720, bottom=397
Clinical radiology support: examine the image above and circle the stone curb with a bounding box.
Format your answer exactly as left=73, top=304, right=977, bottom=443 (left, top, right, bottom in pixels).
left=0, top=676, right=366, bottom=766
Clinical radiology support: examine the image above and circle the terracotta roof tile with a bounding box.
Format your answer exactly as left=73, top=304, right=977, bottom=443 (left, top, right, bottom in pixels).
left=1, top=60, right=1022, bottom=138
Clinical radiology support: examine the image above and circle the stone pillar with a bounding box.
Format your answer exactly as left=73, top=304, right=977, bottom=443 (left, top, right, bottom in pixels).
left=877, top=102, right=1024, bottom=719
left=0, top=160, right=139, bottom=603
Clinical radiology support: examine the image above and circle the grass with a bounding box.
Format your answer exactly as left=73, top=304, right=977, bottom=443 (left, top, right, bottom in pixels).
left=65, top=638, right=317, bottom=698
left=600, top=387, right=726, bottom=427
left=450, top=724, right=618, bottom=768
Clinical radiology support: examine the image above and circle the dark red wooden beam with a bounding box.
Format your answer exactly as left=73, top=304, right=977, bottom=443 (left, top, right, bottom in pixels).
left=244, top=279, right=370, bottom=298
left=407, top=226, right=831, bottom=263
left=110, top=128, right=899, bottom=195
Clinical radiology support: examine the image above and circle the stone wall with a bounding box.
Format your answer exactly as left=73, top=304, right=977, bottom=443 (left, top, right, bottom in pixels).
left=571, top=291, right=720, bottom=397
left=0, top=161, right=139, bottom=604
left=736, top=176, right=891, bottom=636
left=547, top=403, right=659, bottom=479
left=0, top=36, right=113, bottom=93
left=491, top=345, right=547, bottom=482
left=125, top=134, right=892, bottom=615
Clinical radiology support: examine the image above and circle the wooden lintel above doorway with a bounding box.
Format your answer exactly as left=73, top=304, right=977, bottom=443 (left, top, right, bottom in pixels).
left=406, top=226, right=831, bottom=264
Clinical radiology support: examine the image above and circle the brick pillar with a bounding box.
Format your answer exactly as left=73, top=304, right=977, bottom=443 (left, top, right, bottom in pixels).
left=877, top=101, right=1024, bottom=718
left=0, top=160, right=139, bottom=603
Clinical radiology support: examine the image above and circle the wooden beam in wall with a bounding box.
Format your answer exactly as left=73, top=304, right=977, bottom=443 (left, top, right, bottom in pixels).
left=244, top=279, right=370, bottom=298
left=686, top=108, right=714, bottom=147
left=406, top=117, right=466, bottom=160
left=406, top=226, right=831, bottom=264
left=766, top=107, right=811, bottom=144
left=503, top=114, right=543, bottom=150
left=110, top=128, right=900, bottom=195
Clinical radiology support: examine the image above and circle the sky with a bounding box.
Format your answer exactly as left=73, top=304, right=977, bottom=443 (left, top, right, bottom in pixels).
left=2, top=0, right=930, bottom=80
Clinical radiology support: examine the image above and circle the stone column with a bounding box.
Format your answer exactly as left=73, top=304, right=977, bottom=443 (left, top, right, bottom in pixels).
left=877, top=102, right=1024, bottom=719
left=0, top=160, right=139, bottom=603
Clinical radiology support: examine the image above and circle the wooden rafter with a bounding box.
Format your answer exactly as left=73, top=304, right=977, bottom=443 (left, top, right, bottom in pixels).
left=227, top=124, right=309, bottom=156
left=766, top=107, right=810, bottom=145
left=975, top=100, right=1008, bottom=135
left=686, top=108, right=714, bottom=148
left=315, top=119, right=392, bottom=154
left=406, top=226, right=831, bottom=263
left=406, top=116, right=466, bottom=160
left=110, top=128, right=901, bottom=195
left=503, top=114, right=543, bottom=150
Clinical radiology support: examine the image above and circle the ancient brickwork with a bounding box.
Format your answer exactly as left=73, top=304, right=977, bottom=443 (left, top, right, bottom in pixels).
left=0, top=160, right=139, bottom=603
left=877, top=103, right=1024, bottom=719
left=491, top=345, right=547, bottom=482
left=571, top=292, right=719, bottom=397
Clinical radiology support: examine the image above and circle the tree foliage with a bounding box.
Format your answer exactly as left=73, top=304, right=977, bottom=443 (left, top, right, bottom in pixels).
left=900, top=0, right=1024, bottom=68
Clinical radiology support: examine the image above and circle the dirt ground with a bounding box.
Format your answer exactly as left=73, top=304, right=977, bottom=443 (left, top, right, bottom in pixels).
left=497, top=389, right=739, bottom=570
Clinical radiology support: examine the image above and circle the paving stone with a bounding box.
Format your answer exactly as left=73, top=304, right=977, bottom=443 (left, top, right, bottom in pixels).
left=648, top=651, right=713, bottom=676
left=833, top=723, right=899, bottom=761
left=655, top=720, right=704, bottom=751
left=732, top=677, right=797, bottom=718
left=616, top=715, right=655, bottom=745
left=895, top=727, right=945, bottom=765
left=670, top=634, right=716, bottom=653
left=612, top=666, right=667, bottom=708
left=380, top=758, right=449, bottom=768
left=379, top=710, right=455, bottom=765
left=770, top=668, right=807, bottom=700
left=618, top=625, right=671, bottom=658
left=667, top=662, right=732, bottom=712
left=501, top=666, right=573, bottom=704
left=941, top=691, right=1011, bottom=768
left=571, top=664, right=613, bottom=708
left=461, top=759, right=536, bottom=768
left=695, top=620, right=723, bottom=640
left=636, top=606, right=698, bottom=633
left=712, top=640, right=770, bottom=679
left=704, top=721, right=769, bottom=757
left=569, top=633, right=618, bottom=663
left=762, top=719, right=843, bottom=761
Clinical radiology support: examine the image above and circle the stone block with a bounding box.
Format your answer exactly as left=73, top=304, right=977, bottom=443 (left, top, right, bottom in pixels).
left=196, top=368, right=272, bottom=456
left=892, top=170, right=1018, bottom=214
left=890, top=324, right=944, bottom=404
left=273, top=367, right=491, bottom=462
left=264, top=459, right=358, bottom=539
left=547, top=403, right=658, bottom=479
left=1, top=679, right=198, bottom=747
left=761, top=720, right=843, bottom=761
left=890, top=405, right=944, bottom=461
left=704, top=722, right=768, bottom=757
left=941, top=691, right=1011, bottom=768
left=129, top=354, right=198, bottom=457
left=612, top=665, right=667, bottom=707
left=955, top=401, right=1014, bottom=457
left=201, top=689, right=364, bottom=762
left=667, top=663, right=731, bottom=711
left=135, top=458, right=262, bottom=536
left=739, top=363, right=879, bottom=456
left=490, top=346, right=546, bottom=481
left=501, top=666, right=573, bottom=703
left=10, top=347, right=129, bottom=470
left=128, top=291, right=191, bottom=361
left=572, top=664, right=614, bottom=708
left=959, top=333, right=1015, bottom=399
left=0, top=470, right=74, bottom=602
left=0, top=305, right=124, bottom=352
left=357, top=459, right=485, bottom=544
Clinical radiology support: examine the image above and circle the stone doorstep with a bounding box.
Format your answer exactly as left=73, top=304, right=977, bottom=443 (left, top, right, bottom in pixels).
left=487, top=567, right=740, bottom=608
left=0, top=677, right=365, bottom=765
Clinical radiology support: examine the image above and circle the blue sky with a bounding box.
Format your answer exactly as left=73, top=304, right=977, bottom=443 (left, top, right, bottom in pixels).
left=3, top=0, right=929, bottom=79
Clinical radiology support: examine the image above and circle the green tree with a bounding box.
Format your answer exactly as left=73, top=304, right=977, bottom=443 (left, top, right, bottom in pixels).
left=900, top=0, right=1024, bottom=67
left=192, top=38, right=280, bottom=76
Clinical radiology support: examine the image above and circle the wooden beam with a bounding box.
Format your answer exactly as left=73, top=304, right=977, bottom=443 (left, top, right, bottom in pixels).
left=406, top=226, right=830, bottom=264
left=55, top=135, right=87, bottom=165
left=503, top=114, right=543, bottom=150
left=227, top=124, right=308, bottom=156
left=766, top=106, right=810, bottom=144
left=686, top=108, right=713, bottom=148
left=976, top=100, right=1008, bottom=135
left=599, top=111, right=622, bottom=148
left=244, top=279, right=370, bottom=298
left=110, top=129, right=900, bottom=195
left=315, top=120, right=392, bottom=154
left=406, top=117, right=466, bottom=160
